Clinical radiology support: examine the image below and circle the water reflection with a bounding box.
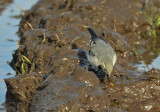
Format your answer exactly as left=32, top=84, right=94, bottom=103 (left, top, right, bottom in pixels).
left=136, top=38, right=160, bottom=71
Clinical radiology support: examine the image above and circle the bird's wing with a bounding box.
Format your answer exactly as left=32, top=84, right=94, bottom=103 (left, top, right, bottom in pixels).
left=90, top=39, right=115, bottom=63
left=87, top=28, right=117, bottom=67
left=112, top=53, right=117, bottom=65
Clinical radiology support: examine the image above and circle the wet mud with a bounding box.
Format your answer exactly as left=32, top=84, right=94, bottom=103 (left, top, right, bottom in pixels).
left=0, top=0, right=13, bottom=14
left=5, top=0, right=160, bottom=112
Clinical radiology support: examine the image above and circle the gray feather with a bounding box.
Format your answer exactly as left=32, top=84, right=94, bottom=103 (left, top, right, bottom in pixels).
left=87, top=28, right=117, bottom=74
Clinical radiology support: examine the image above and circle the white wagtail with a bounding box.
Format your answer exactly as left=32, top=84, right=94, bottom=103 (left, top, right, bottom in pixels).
left=87, top=28, right=117, bottom=83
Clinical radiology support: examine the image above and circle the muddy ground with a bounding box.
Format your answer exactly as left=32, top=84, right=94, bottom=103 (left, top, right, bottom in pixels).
left=4, top=0, right=160, bottom=112
left=0, top=0, right=13, bottom=14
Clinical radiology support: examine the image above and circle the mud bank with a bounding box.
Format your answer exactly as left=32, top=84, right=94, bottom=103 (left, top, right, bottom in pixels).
left=0, top=0, right=13, bottom=14
left=5, top=0, right=160, bottom=112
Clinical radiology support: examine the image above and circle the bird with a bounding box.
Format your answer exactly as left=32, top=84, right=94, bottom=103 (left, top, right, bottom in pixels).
left=87, top=28, right=117, bottom=83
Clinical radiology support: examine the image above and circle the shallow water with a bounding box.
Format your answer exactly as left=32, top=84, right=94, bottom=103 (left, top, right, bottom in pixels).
left=137, top=55, right=160, bottom=71
left=0, top=0, right=38, bottom=111
left=135, top=41, right=160, bottom=71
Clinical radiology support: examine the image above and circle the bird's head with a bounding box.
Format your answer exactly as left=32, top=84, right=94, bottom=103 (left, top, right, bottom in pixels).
left=101, top=59, right=113, bottom=76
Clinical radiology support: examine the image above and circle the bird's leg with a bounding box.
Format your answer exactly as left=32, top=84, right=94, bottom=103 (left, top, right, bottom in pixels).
left=107, top=74, right=111, bottom=82
left=85, top=65, right=88, bottom=73
left=104, top=74, right=111, bottom=83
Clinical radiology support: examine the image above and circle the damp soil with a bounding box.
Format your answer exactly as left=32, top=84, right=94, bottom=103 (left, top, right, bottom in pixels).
left=0, top=0, right=13, bottom=14
left=5, top=0, right=160, bottom=112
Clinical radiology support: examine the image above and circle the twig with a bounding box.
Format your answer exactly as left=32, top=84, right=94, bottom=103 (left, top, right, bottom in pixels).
left=26, top=22, right=34, bottom=30
left=42, top=32, right=46, bottom=43
left=16, top=40, right=24, bottom=49
left=21, top=55, right=31, bottom=64
left=55, top=34, right=60, bottom=42
left=71, top=37, right=79, bottom=43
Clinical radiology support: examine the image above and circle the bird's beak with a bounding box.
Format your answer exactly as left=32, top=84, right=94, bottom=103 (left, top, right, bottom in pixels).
left=105, top=73, right=114, bottom=87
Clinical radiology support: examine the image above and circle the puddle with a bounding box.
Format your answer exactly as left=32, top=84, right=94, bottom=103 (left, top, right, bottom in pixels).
left=135, top=39, right=160, bottom=71
left=136, top=55, right=160, bottom=71
left=0, top=0, right=38, bottom=111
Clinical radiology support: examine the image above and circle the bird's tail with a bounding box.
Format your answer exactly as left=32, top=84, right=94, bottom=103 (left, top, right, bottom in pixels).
left=87, top=28, right=98, bottom=40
